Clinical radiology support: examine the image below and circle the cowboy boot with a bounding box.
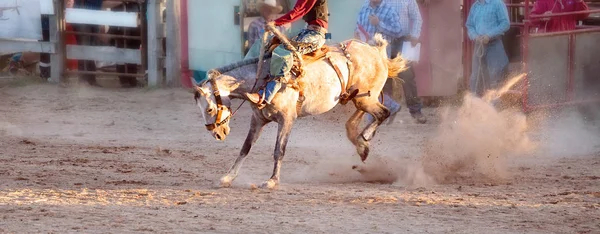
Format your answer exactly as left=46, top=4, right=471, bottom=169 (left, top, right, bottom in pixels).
left=244, top=92, right=266, bottom=109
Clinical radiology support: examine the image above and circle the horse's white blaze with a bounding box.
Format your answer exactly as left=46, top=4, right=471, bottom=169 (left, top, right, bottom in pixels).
left=196, top=83, right=232, bottom=128
left=196, top=96, right=214, bottom=125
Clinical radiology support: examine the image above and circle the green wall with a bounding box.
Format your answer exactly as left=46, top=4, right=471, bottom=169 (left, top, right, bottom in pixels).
left=187, top=0, right=242, bottom=73
left=187, top=0, right=365, bottom=80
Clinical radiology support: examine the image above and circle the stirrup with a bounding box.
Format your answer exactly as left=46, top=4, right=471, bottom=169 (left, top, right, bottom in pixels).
left=256, top=91, right=267, bottom=110
left=340, top=89, right=360, bottom=105
left=347, top=89, right=359, bottom=100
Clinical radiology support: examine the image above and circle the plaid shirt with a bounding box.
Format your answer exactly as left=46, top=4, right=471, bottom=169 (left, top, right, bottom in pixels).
left=247, top=18, right=288, bottom=47
left=356, top=1, right=403, bottom=41
left=466, top=0, right=510, bottom=40
left=74, top=0, right=103, bottom=10
left=382, top=0, right=423, bottom=38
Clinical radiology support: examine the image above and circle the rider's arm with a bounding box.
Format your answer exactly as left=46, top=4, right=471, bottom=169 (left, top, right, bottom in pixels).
left=274, top=0, right=319, bottom=26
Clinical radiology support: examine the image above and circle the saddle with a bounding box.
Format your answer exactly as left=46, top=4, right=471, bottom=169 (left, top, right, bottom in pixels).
left=266, top=37, right=330, bottom=74
left=265, top=37, right=358, bottom=105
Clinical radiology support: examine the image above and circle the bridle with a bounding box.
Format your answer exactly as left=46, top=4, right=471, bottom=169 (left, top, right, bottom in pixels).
left=203, top=78, right=231, bottom=131
left=197, top=53, right=274, bottom=132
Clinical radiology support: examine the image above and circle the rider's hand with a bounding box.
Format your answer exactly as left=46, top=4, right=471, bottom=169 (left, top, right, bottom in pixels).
left=369, top=15, right=380, bottom=26
left=266, top=21, right=276, bottom=31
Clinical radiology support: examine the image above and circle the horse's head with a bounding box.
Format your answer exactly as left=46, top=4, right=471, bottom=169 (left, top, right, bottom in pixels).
left=194, top=73, right=244, bottom=141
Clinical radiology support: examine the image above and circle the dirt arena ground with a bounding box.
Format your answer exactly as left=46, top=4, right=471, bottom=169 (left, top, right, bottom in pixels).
left=1, top=81, right=599, bottom=233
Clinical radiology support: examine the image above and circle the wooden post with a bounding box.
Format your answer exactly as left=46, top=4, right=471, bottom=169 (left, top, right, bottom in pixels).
left=165, top=0, right=181, bottom=87
left=49, top=0, right=65, bottom=83
left=146, top=0, right=163, bottom=87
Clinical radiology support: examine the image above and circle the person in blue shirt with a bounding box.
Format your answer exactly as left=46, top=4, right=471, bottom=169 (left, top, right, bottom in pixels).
left=106, top=2, right=143, bottom=88
left=465, top=0, right=510, bottom=97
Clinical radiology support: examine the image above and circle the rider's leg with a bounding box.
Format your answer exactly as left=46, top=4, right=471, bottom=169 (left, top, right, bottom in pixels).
left=246, top=44, right=292, bottom=105
left=245, top=29, right=325, bottom=105
left=262, top=80, right=283, bottom=104
left=262, top=45, right=294, bottom=104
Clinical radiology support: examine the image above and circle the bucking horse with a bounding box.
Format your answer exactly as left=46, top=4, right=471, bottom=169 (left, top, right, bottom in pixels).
left=193, top=32, right=407, bottom=189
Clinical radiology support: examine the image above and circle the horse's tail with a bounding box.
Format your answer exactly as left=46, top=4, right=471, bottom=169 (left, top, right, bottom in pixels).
left=387, top=55, right=408, bottom=79
left=371, top=33, right=409, bottom=79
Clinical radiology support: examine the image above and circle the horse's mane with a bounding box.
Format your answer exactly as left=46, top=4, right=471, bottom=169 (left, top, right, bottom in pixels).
left=207, top=54, right=272, bottom=80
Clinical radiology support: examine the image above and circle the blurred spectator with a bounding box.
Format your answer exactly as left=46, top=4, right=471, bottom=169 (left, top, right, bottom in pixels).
left=531, top=0, right=589, bottom=33
left=355, top=0, right=403, bottom=41
left=248, top=0, right=289, bottom=48
left=107, top=2, right=143, bottom=88
left=72, top=0, right=104, bottom=86
left=244, top=0, right=290, bottom=59
left=465, top=0, right=510, bottom=96
left=358, top=0, right=426, bottom=124
left=39, top=15, right=50, bottom=80
left=65, top=0, right=78, bottom=71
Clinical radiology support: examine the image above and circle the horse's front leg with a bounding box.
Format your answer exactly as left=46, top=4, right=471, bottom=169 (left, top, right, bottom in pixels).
left=261, top=118, right=294, bottom=189
left=220, top=115, right=268, bottom=187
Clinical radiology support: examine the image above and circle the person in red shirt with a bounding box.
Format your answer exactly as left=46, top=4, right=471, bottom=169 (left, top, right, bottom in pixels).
left=245, top=0, right=328, bottom=108
left=531, top=0, right=589, bottom=33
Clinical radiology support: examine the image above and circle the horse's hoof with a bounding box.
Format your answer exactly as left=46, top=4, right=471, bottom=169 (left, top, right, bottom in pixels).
left=359, top=147, right=369, bottom=162
left=352, top=165, right=367, bottom=173
left=356, top=137, right=370, bottom=162
left=219, top=175, right=234, bottom=188
left=260, top=179, right=279, bottom=189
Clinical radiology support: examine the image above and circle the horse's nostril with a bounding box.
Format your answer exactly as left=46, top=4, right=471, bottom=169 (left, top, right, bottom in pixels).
left=216, top=134, right=222, bottom=140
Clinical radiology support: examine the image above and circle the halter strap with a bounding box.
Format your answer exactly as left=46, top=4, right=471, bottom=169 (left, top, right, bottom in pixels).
left=205, top=78, right=229, bottom=131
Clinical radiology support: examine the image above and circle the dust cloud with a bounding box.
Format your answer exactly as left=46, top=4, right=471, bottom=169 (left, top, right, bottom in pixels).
left=414, top=73, right=599, bottom=185
left=420, top=93, right=535, bottom=184
left=290, top=73, right=599, bottom=187
left=534, top=107, right=600, bottom=158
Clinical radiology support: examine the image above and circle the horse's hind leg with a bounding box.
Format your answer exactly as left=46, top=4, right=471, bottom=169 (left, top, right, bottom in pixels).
left=220, top=115, right=268, bottom=187
left=354, top=99, right=390, bottom=161
left=345, top=109, right=366, bottom=146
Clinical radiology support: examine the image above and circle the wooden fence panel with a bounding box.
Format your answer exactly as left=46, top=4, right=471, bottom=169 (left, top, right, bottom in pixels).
left=0, top=40, right=55, bottom=54
left=146, top=0, right=164, bottom=87
left=66, top=45, right=142, bottom=64
left=65, top=8, right=138, bottom=27
left=165, top=0, right=181, bottom=87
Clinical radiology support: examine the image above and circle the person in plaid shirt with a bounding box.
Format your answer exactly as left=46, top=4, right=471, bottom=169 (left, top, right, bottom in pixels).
left=358, top=0, right=427, bottom=124
left=247, top=0, right=289, bottom=50
left=245, top=0, right=290, bottom=59
left=355, top=0, right=403, bottom=42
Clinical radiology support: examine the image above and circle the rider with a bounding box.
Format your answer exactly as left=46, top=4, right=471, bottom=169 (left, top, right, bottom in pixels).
left=244, top=0, right=328, bottom=108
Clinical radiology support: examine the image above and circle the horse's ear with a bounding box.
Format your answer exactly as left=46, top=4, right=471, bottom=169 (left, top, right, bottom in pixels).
left=218, top=76, right=243, bottom=92
left=194, top=86, right=207, bottom=96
